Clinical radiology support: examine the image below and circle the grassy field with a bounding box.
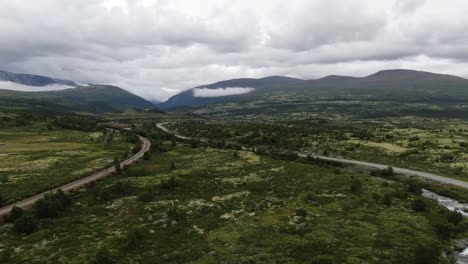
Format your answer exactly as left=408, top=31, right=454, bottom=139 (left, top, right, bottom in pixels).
left=0, top=122, right=131, bottom=204
left=0, top=143, right=465, bottom=263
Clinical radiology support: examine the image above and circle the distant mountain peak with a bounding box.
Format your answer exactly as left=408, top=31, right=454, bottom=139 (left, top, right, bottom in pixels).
left=367, top=69, right=466, bottom=81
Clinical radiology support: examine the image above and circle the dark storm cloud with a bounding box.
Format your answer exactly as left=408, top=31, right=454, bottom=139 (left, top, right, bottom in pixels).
left=1, top=0, right=468, bottom=100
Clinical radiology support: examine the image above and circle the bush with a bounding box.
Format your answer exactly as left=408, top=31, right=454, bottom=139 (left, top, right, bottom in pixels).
left=0, top=248, right=12, bottom=262
left=167, top=207, right=180, bottom=221
left=448, top=211, right=463, bottom=225
left=126, top=166, right=147, bottom=177
left=14, top=213, right=37, bottom=234
left=113, top=157, right=122, bottom=174
left=143, top=152, right=150, bottom=160
left=312, top=255, right=336, bottom=264
left=137, top=188, right=156, bottom=202
left=407, top=181, right=422, bottom=194
left=350, top=178, right=362, bottom=193
left=412, top=198, right=428, bottom=212
left=295, top=208, right=308, bottom=217
left=160, top=176, right=180, bottom=189
left=126, top=228, right=144, bottom=250
left=0, top=193, right=3, bottom=207
left=382, top=193, right=392, bottom=206
left=439, top=153, right=455, bottom=163
left=93, top=248, right=115, bottom=264
left=110, top=181, right=134, bottom=196
left=413, top=241, right=440, bottom=264
left=34, top=190, right=71, bottom=218
left=8, top=206, right=24, bottom=222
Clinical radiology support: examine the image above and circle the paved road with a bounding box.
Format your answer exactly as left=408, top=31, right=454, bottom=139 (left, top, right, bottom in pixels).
left=0, top=135, right=151, bottom=222
left=300, top=154, right=468, bottom=189
left=156, top=122, right=191, bottom=140
left=157, top=123, right=468, bottom=190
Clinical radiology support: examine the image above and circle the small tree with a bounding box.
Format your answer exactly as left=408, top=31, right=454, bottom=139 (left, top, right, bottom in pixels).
left=143, top=152, right=150, bottom=160
left=14, top=213, right=37, bottom=234
left=382, top=193, right=392, bottom=206
left=350, top=178, right=362, bottom=193
left=113, top=157, right=121, bottom=174
left=170, top=161, right=176, bottom=170
left=126, top=228, right=143, bottom=250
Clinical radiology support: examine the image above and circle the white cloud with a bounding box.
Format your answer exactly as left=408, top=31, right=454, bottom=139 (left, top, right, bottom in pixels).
left=193, top=87, right=255, bottom=97
left=0, top=81, right=74, bottom=92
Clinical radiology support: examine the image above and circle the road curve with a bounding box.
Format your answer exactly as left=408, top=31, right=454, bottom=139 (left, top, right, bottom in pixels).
left=0, top=135, right=151, bottom=222
left=157, top=123, right=468, bottom=190
left=301, top=154, right=468, bottom=190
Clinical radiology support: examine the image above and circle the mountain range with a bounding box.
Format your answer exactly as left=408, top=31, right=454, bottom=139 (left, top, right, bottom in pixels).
left=0, top=71, right=154, bottom=113
left=2, top=69, right=468, bottom=113
left=158, top=69, right=468, bottom=109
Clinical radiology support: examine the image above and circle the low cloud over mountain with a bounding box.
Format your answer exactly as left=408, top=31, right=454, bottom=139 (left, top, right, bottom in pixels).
left=192, top=87, right=255, bottom=98
left=0, top=81, right=74, bottom=92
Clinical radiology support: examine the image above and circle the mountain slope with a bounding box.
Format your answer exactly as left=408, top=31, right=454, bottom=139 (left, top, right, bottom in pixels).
left=0, top=70, right=155, bottom=113
left=158, top=76, right=303, bottom=109
left=159, top=69, right=468, bottom=109
left=0, top=85, right=154, bottom=113
left=0, top=70, right=76, bottom=86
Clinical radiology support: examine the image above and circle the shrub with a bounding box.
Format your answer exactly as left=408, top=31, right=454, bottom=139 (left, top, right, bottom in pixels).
left=0, top=193, right=3, bottom=207
left=350, top=178, right=362, bottom=193
left=312, top=255, right=336, bottom=264
left=93, top=248, right=115, bottom=264
left=113, top=157, right=121, bottom=174
left=1, top=175, right=8, bottom=184
left=170, top=162, right=176, bottom=170
left=126, top=228, right=144, bottom=250
left=126, top=166, right=147, bottom=177
left=0, top=248, right=12, bottom=262
left=439, top=153, right=455, bottom=163
left=14, top=213, right=37, bottom=234
left=167, top=207, right=180, bottom=221
left=407, top=181, right=422, bottom=194
left=34, top=190, right=71, bottom=218
left=413, top=241, right=440, bottom=264
left=8, top=206, right=24, bottom=222
left=295, top=208, right=308, bottom=217
left=110, top=181, right=134, bottom=196
left=382, top=193, right=392, bottom=206
left=137, top=188, right=156, bottom=202
left=160, top=176, right=180, bottom=189
left=143, top=152, right=150, bottom=160
left=412, top=198, right=428, bottom=212
left=448, top=211, right=463, bottom=225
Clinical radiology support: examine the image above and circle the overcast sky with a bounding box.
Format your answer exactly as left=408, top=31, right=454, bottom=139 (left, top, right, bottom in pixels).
left=2, top=0, right=468, bottom=100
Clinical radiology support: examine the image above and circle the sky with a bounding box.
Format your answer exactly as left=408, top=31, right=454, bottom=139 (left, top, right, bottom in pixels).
left=2, top=0, right=468, bottom=100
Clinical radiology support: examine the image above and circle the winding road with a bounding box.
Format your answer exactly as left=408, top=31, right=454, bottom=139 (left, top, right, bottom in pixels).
left=157, top=123, right=468, bottom=190
left=0, top=135, right=151, bottom=222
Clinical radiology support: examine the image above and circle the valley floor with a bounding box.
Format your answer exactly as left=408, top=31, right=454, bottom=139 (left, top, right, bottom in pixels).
left=0, top=143, right=465, bottom=263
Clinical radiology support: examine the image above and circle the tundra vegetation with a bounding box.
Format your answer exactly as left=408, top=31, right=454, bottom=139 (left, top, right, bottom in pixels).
left=0, top=133, right=466, bottom=263
left=0, top=99, right=467, bottom=263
